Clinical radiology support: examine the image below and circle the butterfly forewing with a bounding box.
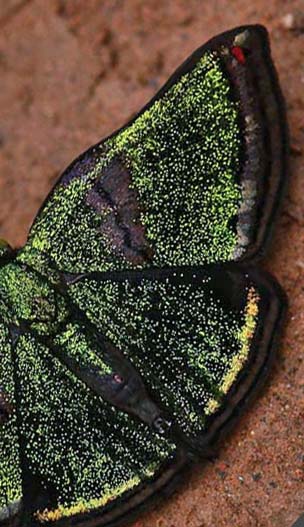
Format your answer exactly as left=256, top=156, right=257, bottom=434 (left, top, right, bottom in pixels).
left=19, top=25, right=287, bottom=275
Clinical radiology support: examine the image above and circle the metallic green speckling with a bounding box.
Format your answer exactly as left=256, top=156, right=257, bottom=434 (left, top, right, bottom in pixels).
left=67, top=270, right=259, bottom=437
left=19, top=51, right=241, bottom=274
left=106, top=52, right=241, bottom=266
left=15, top=333, right=176, bottom=522
left=0, top=322, right=22, bottom=517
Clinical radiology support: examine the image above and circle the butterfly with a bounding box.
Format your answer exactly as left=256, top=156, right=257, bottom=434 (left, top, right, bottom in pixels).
left=0, top=24, right=288, bottom=527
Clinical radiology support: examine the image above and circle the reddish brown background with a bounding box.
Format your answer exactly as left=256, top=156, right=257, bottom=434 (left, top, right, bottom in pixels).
left=0, top=1, right=303, bottom=526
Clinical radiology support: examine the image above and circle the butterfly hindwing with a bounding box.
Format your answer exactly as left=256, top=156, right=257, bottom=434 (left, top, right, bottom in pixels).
left=19, top=24, right=288, bottom=274
left=13, top=332, right=187, bottom=526
left=65, top=265, right=285, bottom=450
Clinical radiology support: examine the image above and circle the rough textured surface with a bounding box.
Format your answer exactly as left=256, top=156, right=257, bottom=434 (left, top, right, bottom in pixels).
left=0, top=1, right=303, bottom=526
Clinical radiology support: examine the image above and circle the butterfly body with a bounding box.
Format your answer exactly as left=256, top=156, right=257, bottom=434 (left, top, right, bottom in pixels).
left=0, top=25, right=288, bottom=527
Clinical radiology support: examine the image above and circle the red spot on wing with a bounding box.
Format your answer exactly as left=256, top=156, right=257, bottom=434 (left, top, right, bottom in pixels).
left=231, top=46, right=246, bottom=65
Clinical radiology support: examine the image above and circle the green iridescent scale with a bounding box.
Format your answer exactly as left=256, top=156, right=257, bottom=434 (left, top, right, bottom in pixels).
left=104, top=51, right=242, bottom=267
left=66, top=268, right=277, bottom=439
left=15, top=333, right=178, bottom=523
left=20, top=50, right=242, bottom=274
left=0, top=323, right=22, bottom=520
left=0, top=25, right=288, bottom=527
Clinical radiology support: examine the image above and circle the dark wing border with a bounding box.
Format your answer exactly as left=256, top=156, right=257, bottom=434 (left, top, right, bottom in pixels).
left=38, top=450, right=188, bottom=527
left=188, top=263, right=287, bottom=453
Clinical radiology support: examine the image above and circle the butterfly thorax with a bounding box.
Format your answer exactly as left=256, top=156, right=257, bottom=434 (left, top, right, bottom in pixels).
left=0, top=260, right=68, bottom=335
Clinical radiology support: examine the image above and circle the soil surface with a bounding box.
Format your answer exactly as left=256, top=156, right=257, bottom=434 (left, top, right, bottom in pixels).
left=0, top=1, right=303, bottom=526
